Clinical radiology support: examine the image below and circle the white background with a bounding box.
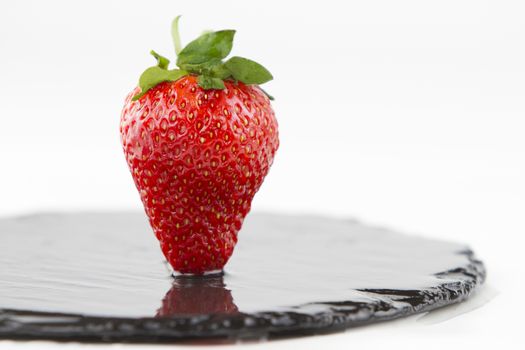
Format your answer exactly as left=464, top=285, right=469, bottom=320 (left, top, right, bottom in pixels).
left=1, top=0, right=524, bottom=349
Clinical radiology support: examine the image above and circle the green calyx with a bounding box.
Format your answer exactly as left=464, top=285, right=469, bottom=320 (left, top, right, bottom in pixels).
left=132, top=16, right=273, bottom=101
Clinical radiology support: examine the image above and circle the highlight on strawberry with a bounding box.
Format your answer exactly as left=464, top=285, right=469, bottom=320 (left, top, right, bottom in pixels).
left=119, top=17, right=279, bottom=275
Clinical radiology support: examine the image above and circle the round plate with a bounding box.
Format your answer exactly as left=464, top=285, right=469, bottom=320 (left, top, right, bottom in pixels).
left=0, top=212, right=485, bottom=342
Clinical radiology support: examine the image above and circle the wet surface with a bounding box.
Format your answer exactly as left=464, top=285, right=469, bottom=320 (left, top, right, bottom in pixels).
left=0, top=212, right=485, bottom=342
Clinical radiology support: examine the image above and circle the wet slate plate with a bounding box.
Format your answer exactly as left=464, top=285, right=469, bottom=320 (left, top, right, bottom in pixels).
left=0, top=212, right=485, bottom=342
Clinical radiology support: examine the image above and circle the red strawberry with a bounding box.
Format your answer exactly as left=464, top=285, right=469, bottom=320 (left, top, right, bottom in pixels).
left=120, top=17, right=278, bottom=274
left=156, top=276, right=238, bottom=316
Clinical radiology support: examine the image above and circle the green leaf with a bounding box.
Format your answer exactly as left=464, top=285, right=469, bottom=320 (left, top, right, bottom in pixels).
left=197, top=75, right=225, bottom=90
left=132, top=67, right=187, bottom=101
left=177, top=30, right=235, bottom=66
left=178, top=59, right=231, bottom=80
left=210, top=63, right=231, bottom=80
left=179, top=58, right=222, bottom=75
left=150, top=50, right=170, bottom=69
left=224, top=56, right=273, bottom=85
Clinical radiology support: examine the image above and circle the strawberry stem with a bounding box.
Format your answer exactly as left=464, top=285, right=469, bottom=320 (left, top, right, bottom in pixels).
left=134, top=16, right=274, bottom=99
left=171, top=15, right=183, bottom=56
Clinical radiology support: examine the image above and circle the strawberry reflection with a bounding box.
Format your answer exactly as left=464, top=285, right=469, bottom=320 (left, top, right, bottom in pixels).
left=156, top=274, right=238, bottom=317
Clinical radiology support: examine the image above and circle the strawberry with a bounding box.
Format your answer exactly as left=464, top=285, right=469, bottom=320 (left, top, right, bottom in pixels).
left=156, top=276, right=238, bottom=316
left=120, top=17, right=278, bottom=274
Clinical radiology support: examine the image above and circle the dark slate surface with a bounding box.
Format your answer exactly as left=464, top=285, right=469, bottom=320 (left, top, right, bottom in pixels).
left=0, top=212, right=485, bottom=342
